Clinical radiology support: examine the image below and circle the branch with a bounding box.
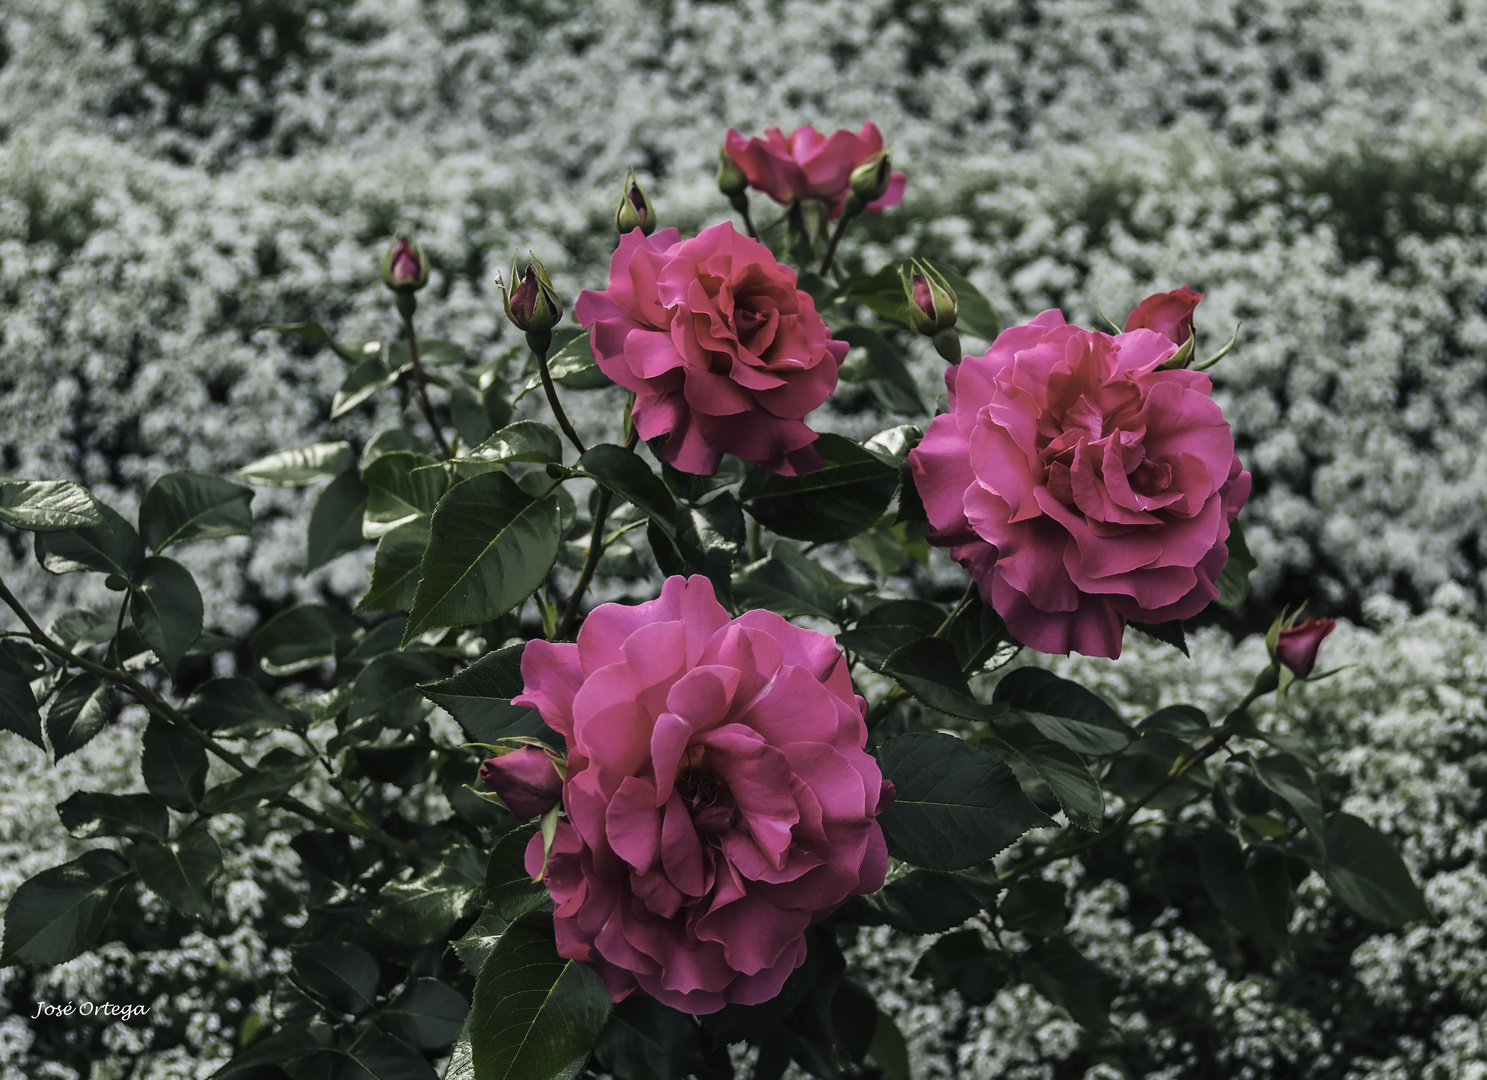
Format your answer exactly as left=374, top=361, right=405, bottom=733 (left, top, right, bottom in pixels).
left=556, top=427, right=640, bottom=638
left=400, top=309, right=452, bottom=459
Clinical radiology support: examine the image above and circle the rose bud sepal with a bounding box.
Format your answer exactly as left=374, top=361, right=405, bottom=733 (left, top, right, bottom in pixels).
left=615, top=169, right=657, bottom=236
left=381, top=234, right=430, bottom=294
left=901, top=259, right=962, bottom=363
left=844, top=148, right=893, bottom=217
left=717, top=146, right=749, bottom=199
left=498, top=253, right=563, bottom=347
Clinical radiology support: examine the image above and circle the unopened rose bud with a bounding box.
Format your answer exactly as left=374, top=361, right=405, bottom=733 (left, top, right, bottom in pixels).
left=1272, top=616, right=1336, bottom=679
left=615, top=169, right=657, bottom=236
left=381, top=234, right=429, bottom=293
left=717, top=147, right=749, bottom=199
left=478, top=745, right=563, bottom=819
left=498, top=254, right=562, bottom=335
left=900, top=259, right=962, bottom=362
left=849, top=149, right=893, bottom=206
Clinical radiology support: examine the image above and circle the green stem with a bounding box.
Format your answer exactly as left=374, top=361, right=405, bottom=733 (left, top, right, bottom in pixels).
left=818, top=210, right=855, bottom=276
left=747, top=517, right=762, bottom=562
left=398, top=303, right=451, bottom=459
left=557, top=427, right=640, bottom=638
left=730, top=194, right=759, bottom=240
left=528, top=331, right=586, bottom=455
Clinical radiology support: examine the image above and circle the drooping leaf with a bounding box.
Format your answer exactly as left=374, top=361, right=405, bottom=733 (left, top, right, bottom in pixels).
left=0, top=480, right=104, bottom=532
left=48, top=609, right=115, bottom=652
left=201, top=749, right=312, bottom=814
left=369, top=846, right=484, bottom=946
left=381, top=978, right=470, bottom=1050
left=332, top=355, right=401, bottom=418
left=454, top=908, right=511, bottom=978
left=881, top=637, right=1008, bottom=723
left=141, top=719, right=208, bottom=812
left=185, top=677, right=304, bottom=737
left=1129, top=619, right=1189, bottom=656
left=1321, top=812, right=1432, bottom=927
left=946, top=595, right=1013, bottom=675
left=362, top=451, right=447, bottom=538
left=138, top=472, right=254, bottom=552
left=405, top=471, right=562, bottom=640
left=830, top=977, right=878, bottom=1064
left=593, top=995, right=702, bottom=1080
left=468, top=915, right=612, bottom=1080
left=57, top=791, right=168, bottom=842
left=837, top=599, right=945, bottom=670
left=0, top=645, right=45, bottom=749
left=984, top=719, right=1104, bottom=831
left=1018, top=937, right=1114, bottom=1029
left=359, top=517, right=431, bottom=614
left=236, top=442, right=355, bottom=487
left=739, top=434, right=900, bottom=544
left=1216, top=520, right=1256, bottom=611
left=1199, top=828, right=1291, bottom=954
left=577, top=444, right=680, bottom=542
left=0, top=849, right=134, bottom=966
left=484, top=823, right=550, bottom=922
left=877, top=731, right=1054, bottom=871
left=834, top=325, right=926, bottom=415
left=346, top=648, right=450, bottom=728
left=472, top=421, right=564, bottom=465
left=131, top=827, right=223, bottom=919
left=867, top=1011, right=911, bottom=1080
left=250, top=604, right=360, bottom=676
left=300, top=469, right=369, bottom=572
left=290, top=940, right=381, bottom=1016
left=847, top=860, right=999, bottom=934
left=130, top=555, right=204, bottom=673
left=992, top=668, right=1131, bottom=756
left=47, top=675, right=114, bottom=759
left=732, top=540, right=869, bottom=623
left=911, top=929, right=1011, bottom=1006
left=35, top=502, right=146, bottom=578
left=1253, top=752, right=1328, bottom=858
left=419, top=645, right=555, bottom=747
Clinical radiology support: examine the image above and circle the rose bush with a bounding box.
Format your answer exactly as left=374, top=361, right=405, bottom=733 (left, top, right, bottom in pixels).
left=909, top=306, right=1252, bottom=657
left=723, top=123, right=906, bottom=218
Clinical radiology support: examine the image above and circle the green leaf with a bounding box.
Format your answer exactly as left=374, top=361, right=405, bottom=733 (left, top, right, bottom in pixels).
left=306, top=470, right=370, bottom=572
left=363, top=451, right=448, bottom=538
left=1321, top=812, right=1432, bottom=926
left=999, top=878, right=1067, bottom=938
left=48, top=609, right=115, bottom=652
left=924, top=261, right=1000, bottom=343
left=0, top=644, right=45, bottom=749
left=210, top=1021, right=334, bottom=1079
left=468, top=915, right=612, bottom=1080
left=141, top=719, right=208, bottom=812
left=484, top=823, right=550, bottom=922
left=830, top=977, right=878, bottom=1064
left=0, top=849, right=133, bottom=965
left=57, top=791, right=168, bottom=841
left=290, top=940, right=380, bottom=1016
left=1019, top=937, right=1113, bottom=1029
left=332, top=355, right=400, bottom=418
left=419, top=645, right=554, bottom=746
left=130, top=555, right=203, bottom=673
left=732, top=540, right=870, bottom=623
left=576, top=443, right=679, bottom=542
left=236, top=442, right=355, bottom=487
left=849, top=860, right=999, bottom=933
left=1216, top=519, right=1256, bottom=611
left=984, top=717, right=1104, bottom=830
left=847, top=263, right=913, bottom=327
left=1130, top=619, right=1189, bottom=656
left=263, top=320, right=368, bottom=363
left=1199, top=828, right=1291, bottom=953
left=405, top=472, right=562, bottom=641
left=369, top=846, right=484, bottom=946
left=472, top=421, right=564, bottom=465
left=251, top=604, right=361, bottom=676
left=835, top=325, right=927, bottom=415
left=739, top=433, right=900, bottom=543
left=47, top=675, right=114, bottom=759
left=516, top=331, right=611, bottom=400
left=992, top=668, right=1131, bottom=756
left=881, top=637, right=1008, bottom=723
left=381, top=978, right=469, bottom=1049
left=867, top=1011, right=911, bottom=1080
left=593, top=996, right=702, bottom=1080
left=390, top=338, right=466, bottom=368
left=139, top=472, right=254, bottom=552
left=131, top=827, right=222, bottom=919
left=338, top=1030, right=440, bottom=1080
left=1103, top=731, right=1212, bottom=811
left=1138, top=705, right=1211, bottom=740
left=185, top=677, right=304, bottom=737
left=877, top=731, right=1054, bottom=871
left=201, top=748, right=312, bottom=814
left=0, top=480, right=103, bottom=532
left=911, top=929, right=1010, bottom=1006
left=35, top=501, right=146, bottom=578
left=837, top=599, right=945, bottom=670
left=359, top=517, right=431, bottom=614
left=454, top=908, right=511, bottom=978
left=946, top=596, right=1012, bottom=675
left=1253, top=752, right=1328, bottom=858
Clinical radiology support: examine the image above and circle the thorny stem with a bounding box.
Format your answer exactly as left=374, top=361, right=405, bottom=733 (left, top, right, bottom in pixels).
left=0, top=575, right=421, bottom=859
left=557, top=426, right=641, bottom=638
left=399, top=305, right=452, bottom=459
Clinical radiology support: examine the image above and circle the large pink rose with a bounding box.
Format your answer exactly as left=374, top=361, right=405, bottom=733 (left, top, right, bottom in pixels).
left=513, top=575, right=890, bottom=1014
left=723, top=124, right=907, bottom=218
left=908, top=309, right=1252, bottom=658
left=575, top=222, right=847, bottom=476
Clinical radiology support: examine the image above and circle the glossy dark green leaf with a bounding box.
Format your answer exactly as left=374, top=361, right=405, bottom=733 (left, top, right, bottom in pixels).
left=945, top=596, right=1011, bottom=675
left=881, top=638, right=1008, bottom=723
left=236, top=442, right=355, bottom=487
left=201, top=748, right=312, bottom=814
left=47, top=675, right=114, bottom=759
left=649, top=492, right=745, bottom=606
left=337, top=1029, right=438, bottom=1080
left=264, top=320, right=367, bottom=363
left=185, top=677, right=304, bottom=737
left=1321, top=812, right=1432, bottom=926
left=739, top=434, right=899, bottom=543
left=332, top=355, right=399, bottom=418
left=1199, top=828, right=1291, bottom=953
left=835, top=325, right=926, bottom=415
left=129, top=555, right=203, bottom=673
left=847, top=263, right=913, bottom=327
left=468, top=915, right=612, bottom=1080
left=363, top=451, right=447, bottom=537
left=837, top=600, right=945, bottom=670
left=472, top=421, right=564, bottom=465
left=209, top=1020, right=335, bottom=1079
left=732, top=540, right=869, bottom=623
left=0, top=480, right=103, bottom=532
left=577, top=444, right=679, bottom=542
left=132, top=827, right=222, bottom=919
left=517, top=330, right=611, bottom=398
left=419, top=644, right=552, bottom=745
left=911, top=929, right=1011, bottom=1006
left=1019, top=937, right=1113, bottom=1029
left=390, top=338, right=466, bottom=367
left=35, top=502, right=146, bottom=578
left=139, top=472, right=254, bottom=552
left=925, top=262, right=1000, bottom=343
left=57, top=791, right=168, bottom=841
left=993, top=668, right=1131, bottom=755
left=346, top=648, right=450, bottom=727
left=0, top=645, right=44, bottom=749
left=1130, top=619, right=1189, bottom=655
left=305, top=469, right=370, bottom=572
left=453, top=908, right=510, bottom=979
left=484, top=823, right=549, bottom=922
left=1138, top=705, right=1211, bottom=740
left=1216, top=520, right=1256, bottom=611
left=406, top=471, right=562, bottom=640
left=1103, top=730, right=1211, bottom=810
left=848, top=861, right=998, bottom=933
left=999, top=878, right=1067, bottom=938
left=141, top=719, right=208, bottom=812
left=48, top=610, right=115, bottom=652
left=830, top=977, right=878, bottom=1064
left=1253, top=752, right=1328, bottom=858
left=594, top=995, right=702, bottom=1080
left=358, top=517, right=431, bottom=614
left=0, top=849, right=133, bottom=965
left=381, top=978, right=469, bottom=1049
left=251, top=604, right=360, bottom=676
left=867, top=1012, right=911, bottom=1080
left=369, top=846, right=484, bottom=946
left=877, top=731, right=1054, bottom=870
left=985, top=715, right=1104, bottom=830
left=290, top=940, right=381, bottom=1016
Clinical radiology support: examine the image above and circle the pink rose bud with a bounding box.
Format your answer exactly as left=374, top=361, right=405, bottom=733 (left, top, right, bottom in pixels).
left=847, top=149, right=893, bottom=209
left=381, top=234, right=429, bottom=293
left=1273, top=617, right=1336, bottom=678
left=901, top=259, right=961, bottom=362
left=499, top=254, right=562, bottom=334
left=615, top=169, right=657, bottom=236
left=478, top=746, right=562, bottom=819
left=1124, top=286, right=1204, bottom=346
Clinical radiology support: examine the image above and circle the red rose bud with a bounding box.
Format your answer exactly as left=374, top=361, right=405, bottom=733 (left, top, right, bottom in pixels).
left=1274, top=617, right=1336, bottom=679
left=478, top=745, right=562, bottom=819
left=499, top=254, right=562, bottom=334
left=381, top=234, right=429, bottom=293
left=615, top=169, right=657, bottom=236
left=1124, top=285, right=1203, bottom=347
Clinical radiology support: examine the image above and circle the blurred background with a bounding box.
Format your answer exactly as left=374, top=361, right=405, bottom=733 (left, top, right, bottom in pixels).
left=2, top=1, right=1487, bottom=1077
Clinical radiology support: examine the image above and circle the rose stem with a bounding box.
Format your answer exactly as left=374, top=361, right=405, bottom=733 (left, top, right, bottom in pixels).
left=528, top=331, right=587, bottom=455
left=396, top=294, right=452, bottom=459
left=818, top=212, right=853, bottom=276
left=557, top=426, right=641, bottom=638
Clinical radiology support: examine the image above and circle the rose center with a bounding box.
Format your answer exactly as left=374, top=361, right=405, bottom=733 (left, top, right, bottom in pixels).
left=1130, top=459, right=1172, bottom=496
left=675, top=761, right=736, bottom=833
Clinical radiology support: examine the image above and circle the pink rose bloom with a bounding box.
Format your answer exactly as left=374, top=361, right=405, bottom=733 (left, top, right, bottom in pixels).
left=723, top=124, right=907, bottom=218
left=1124, top=285, right=1204, bottom=345
left=909, top=309, right=1251, bottom=658
left=1274, top=616, right=1336, bottom=678
left=513, top=576, right=890, bottom=1014
left=575, top=222, right=848, bottom=476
